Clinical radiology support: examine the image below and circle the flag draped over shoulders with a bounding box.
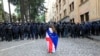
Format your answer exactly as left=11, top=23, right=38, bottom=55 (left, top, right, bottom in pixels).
left=46, top=28, right=58, bottom=53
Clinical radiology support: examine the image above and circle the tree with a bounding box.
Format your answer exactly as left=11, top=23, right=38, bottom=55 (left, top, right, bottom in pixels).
left=8, top=0, right=12, bottom=22
left=0, top=0, right=4, bottom=22
left=10, top=0, right=47, bottom=23
left=0, top=2, right=3, bottom=22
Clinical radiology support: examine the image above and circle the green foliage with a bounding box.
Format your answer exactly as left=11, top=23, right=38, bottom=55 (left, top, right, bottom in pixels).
left=0, top=2, right=4, bottom=22
left=15, top=4, right=20, bottom=18
left=10, top=0, right=46, bottom=22
left=10, top=0, right=19, bottom=5
left=35, top=13, right=45, bottom=23
left=29, top=0, right=46, bottom=21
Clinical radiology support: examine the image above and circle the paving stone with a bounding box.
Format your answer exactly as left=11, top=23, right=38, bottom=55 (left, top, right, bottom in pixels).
left=0, top=38, right=100, bottom=56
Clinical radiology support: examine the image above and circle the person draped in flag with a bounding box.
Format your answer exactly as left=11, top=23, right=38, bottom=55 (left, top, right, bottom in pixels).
left=45, top=24, right=59, bottom=53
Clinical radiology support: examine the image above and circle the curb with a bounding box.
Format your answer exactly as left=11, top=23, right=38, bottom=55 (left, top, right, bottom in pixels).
left=86, top=36, right=100, bottom=41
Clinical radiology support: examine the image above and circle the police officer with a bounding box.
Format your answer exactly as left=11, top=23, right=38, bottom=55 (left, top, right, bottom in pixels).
left=12, top=23, right=19, bottom=40
left=6, top=23, right=13, bottom=41
left=30, top=23, right=35, bottom=40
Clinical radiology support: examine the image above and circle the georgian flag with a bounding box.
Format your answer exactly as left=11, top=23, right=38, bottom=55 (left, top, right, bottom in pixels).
left=46, top=28, right=58, bottom=53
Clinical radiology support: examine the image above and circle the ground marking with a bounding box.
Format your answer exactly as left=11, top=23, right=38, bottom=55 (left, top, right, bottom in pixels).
left=0, top=41, right=35, bottom=52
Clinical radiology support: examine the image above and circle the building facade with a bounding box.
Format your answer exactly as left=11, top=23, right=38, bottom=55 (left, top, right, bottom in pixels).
left=46, top=0, right=100, bottom=23
left=45, top=0, right=56, bottom=22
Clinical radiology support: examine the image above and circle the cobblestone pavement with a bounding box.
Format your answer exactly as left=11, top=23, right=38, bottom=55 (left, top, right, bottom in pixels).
left=0, top=38, right=100, bottom=56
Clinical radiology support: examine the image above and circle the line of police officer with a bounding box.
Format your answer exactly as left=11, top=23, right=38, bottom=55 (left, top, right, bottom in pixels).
left=0, top=22, right=49, bottom=41
left=54, top=21, right=100, bottom=38
left=0, top=21, right=100, bottom=42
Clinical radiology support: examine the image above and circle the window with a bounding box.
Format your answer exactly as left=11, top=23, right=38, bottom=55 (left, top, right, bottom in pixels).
left=64, top=9, right=66, bottom=16
left=81, top=0, right=84, bottom=3
left=80, top=15, right=84, bottom=22
left=72, top=18, right=75, bottom=23
left=59, top=0, right=61, bottom=10
left=80, top=0, right=89, bottom=6
left=56, top=5, right=58, bottom=13
left=72, top=2, right=74, bottom=11
left=70, top=4, right=71, bottom=11
left=80, top=12, right=89, bottom=23
left=63, top=0, right=66, bottom=5
left=59, top=0, right=61, bottom=3
left=70, top=18, right=75, bottom=23
left=69, top=2, right=74, bottom=12
left=85, top=12, right=89, bottom=21
left=60, top=14, right=61, bottom=19
left=59, top=4, right=61, bottom=10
